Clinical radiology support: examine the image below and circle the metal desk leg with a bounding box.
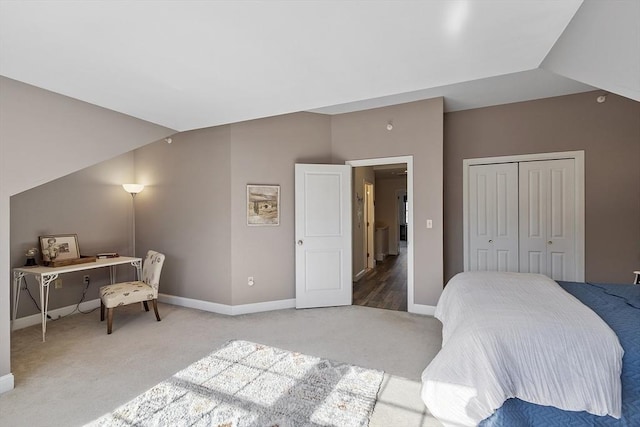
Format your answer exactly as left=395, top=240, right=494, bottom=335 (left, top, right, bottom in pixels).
left=39, top=274, right=57, bottom=342
left=12, top=271, right=25, bottom=329
left=110, top=265, right=117, bottom=285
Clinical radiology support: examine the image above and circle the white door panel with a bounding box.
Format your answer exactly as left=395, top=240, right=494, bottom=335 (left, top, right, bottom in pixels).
left=305, top=250, right=342, bottom=291
left=519, top=165, right=548, bottom=275
left=519, top=159, right=575, bottom=281
left=497, top=250, right=509, bottom=271
left=528, top=251, right=544, bottom=274
left=548, top=160, right=575, bottom=280
left=469, top=163, right=519, bottom=272
left=295, top=164, right=352, bottom=308
left=304, top=173, right=342, bottom=236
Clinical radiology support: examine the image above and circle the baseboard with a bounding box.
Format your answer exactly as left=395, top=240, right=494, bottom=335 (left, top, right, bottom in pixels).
left=158, top=293, right=233, bottom=315
left=353, top=269, right=367, bottom=282
left=12, top=292, right=425, bottom=327
left=230, top=299, right=296, bottom=315
left=11, top=299, right=101, bottom=331
left=157, top=293, right=296, bottom=316
left=0, top=373, right=14, bottom=394
left=408, top=303, right=436, bottom=316
left=159, top=292, right=427, bottom=316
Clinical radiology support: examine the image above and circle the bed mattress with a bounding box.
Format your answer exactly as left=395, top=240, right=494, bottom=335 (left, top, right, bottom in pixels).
left=480, top=281, right=640, bottom=426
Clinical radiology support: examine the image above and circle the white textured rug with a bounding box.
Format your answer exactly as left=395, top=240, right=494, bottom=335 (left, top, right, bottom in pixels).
left=87, top=340, right=384, bottom=427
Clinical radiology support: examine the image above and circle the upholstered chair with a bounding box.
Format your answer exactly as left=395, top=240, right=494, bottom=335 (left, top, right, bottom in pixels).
left=99, top=250, right=165, bottom=334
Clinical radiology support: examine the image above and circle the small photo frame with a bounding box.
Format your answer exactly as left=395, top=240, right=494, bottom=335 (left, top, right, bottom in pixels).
left=247, top=185, right=280, bottom=226
left=39, top=234, right=80, bottom=263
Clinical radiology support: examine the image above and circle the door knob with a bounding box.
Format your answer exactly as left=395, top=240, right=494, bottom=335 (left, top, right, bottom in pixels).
left=488, top=239, right=493, bottom=243
left=548, top=241, right=553, bottom=245
left=297, top=240, right=304, bottom=246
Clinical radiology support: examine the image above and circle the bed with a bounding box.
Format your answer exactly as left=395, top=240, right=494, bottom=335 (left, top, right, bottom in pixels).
left=421, top=271, right=640, bottom=427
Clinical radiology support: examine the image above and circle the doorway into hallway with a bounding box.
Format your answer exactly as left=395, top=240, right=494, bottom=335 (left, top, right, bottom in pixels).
left=351, top=162, right=408, bottom=311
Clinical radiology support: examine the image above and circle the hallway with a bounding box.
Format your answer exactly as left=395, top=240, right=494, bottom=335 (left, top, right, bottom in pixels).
left=353, top=243, right=407, bottom=311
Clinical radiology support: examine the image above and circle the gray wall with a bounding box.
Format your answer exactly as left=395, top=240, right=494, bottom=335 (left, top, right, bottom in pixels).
left=10, top=154, right=135, bottom=318
left=133, top=101, right=443, bottom=308
left=132, top=112, right=333, bottom=307
left=0, top=77, right=173, bottom=385
left=229, top=112, right=332, bottom=305
left=135, top=126, right=233, bottom=305
left=375, top=176, right=407, bottom=256
left=444, top=91, right=640, bottom=283
left=331, top=98, right=444, bottom=306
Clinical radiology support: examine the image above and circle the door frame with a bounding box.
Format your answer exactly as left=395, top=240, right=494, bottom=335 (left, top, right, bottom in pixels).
left=462, top=150, right=585, bottom=281
left=346, top=156, right=415, bottom=311
left=395, top=189, right=407, bottom=255
left=364, top=181, right=375, bottom=269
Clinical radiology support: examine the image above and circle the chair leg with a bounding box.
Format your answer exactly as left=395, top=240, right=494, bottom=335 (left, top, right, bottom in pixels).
left=143, top=301, right=149, bottom=312
left=152, top=299, right=161, bottom=322
left=100, top=301, right=105, bottom=321
left=107, top=308, right=114, bottom=334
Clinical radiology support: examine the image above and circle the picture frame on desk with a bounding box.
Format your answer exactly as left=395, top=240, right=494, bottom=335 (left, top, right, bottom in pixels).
left=39, top=234, right=80, bottom=265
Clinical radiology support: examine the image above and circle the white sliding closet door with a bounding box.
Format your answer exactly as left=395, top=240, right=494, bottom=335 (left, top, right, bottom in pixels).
left=469, top=163, right=519, bottom=272
left=519, top=159, right=576, bottom=281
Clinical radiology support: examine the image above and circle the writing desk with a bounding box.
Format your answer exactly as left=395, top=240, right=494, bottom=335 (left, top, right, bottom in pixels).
left=12, top=256, right=142, bottom=341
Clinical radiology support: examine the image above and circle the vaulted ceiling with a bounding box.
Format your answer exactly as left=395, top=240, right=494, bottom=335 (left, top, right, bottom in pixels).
left=1, top=1, right=638, bottom=132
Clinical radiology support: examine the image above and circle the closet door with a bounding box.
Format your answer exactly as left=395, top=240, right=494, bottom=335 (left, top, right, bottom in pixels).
left=519, top=159, right=575, bottom=281
left=469, top=163, right=519, bottom=272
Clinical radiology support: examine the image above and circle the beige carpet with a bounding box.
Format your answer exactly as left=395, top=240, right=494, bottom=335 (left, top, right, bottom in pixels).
left=0, top=303, right=444, bottom=426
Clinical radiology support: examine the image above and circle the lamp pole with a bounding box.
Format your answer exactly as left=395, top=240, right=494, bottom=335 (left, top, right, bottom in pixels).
left=130, top=192, right=137, bottom=257
left=122, top=184, right=145, bottom=257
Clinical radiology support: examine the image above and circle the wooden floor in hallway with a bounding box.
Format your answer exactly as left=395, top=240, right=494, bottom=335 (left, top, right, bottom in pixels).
left=353, top=242, right=407, bottom=311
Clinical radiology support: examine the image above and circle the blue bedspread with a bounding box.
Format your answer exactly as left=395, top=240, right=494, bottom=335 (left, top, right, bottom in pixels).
left=480, top=282, right=640, bottom=427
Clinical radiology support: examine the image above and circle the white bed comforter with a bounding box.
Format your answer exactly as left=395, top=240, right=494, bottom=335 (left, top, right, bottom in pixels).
left=421, top=272, right=623, bottom=427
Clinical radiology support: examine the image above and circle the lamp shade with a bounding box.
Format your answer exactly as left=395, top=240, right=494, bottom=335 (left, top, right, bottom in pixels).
left=122, top=183, right=145, bottom=194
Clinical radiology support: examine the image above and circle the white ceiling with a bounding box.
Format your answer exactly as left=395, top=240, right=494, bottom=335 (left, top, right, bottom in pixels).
left=1, top=0, right=628, bottom=132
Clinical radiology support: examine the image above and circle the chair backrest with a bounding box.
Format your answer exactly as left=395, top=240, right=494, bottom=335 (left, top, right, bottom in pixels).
left=141, top=250, right=165, bottom=297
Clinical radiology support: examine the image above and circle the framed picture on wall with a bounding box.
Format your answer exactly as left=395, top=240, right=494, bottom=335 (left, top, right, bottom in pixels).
left=39, top=234, right=80, bottom=263
left=247, top=185, right=280, bottom=226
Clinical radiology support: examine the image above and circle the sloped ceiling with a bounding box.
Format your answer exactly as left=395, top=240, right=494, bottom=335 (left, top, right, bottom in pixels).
left=0, top=1, right=636, bottom=132
left=540, top=0, right=640, bottom=103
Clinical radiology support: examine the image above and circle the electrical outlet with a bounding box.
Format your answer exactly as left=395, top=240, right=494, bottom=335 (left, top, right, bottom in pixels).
left=83, top=275, right=90, bottom=285
left=54, top=279, right=62, bottom=289
left=248, top=276, right=255, bottom=286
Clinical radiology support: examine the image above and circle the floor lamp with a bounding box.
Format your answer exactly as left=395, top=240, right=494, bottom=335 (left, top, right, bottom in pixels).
left=122, top=184, right=144, bottom=257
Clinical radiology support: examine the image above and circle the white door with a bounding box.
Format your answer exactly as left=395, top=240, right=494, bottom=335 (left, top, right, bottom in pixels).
left=469, top=163, right=519, bottom=272
left=519, top=159, right=575, bottom=281
left=295, top=164, right=352, bottom=308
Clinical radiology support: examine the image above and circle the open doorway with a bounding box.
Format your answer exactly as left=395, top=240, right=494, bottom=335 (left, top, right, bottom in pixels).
left=350, top=162, right=408, bottom=311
